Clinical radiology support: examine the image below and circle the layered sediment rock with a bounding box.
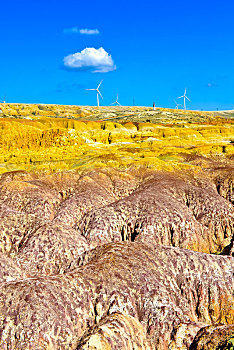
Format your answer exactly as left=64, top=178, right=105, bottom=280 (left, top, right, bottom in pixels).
left=0, top=105, right=233, bottom=173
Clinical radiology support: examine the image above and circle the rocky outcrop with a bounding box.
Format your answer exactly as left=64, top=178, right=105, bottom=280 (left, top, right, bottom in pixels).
left=0, top=173, right=62, bottom=259
left=0, top=242, right=233, bottom=349
left=1, top=104, right=233, bottom=174
left=0, top=173, right=61, bottom=220
left=190, top=324, right=234, bottom=349
left=54, top=173, right=118, bottom=228
left=54, top=170, right=139, bottom=228
left=77, top=313, right=151, bottom=350
left=76, top=173, right=233, bottom=255
left=0, top=253, right=25, bottom=283
left=16, top=223, right=90, bottom=276
left=0, top=98, right=234, bottom=350
left=0, top=168, right=233, bottom=349
left=213, top=167, right=234, bottom=205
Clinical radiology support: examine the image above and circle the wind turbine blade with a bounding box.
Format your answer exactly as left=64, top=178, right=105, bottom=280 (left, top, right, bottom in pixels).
left=86, top=89, right=96, bottom=91
left=186, top=96, right=191, bottom=101
left=184, top=88, right=187, bottom=95
left=98, top=80, right=103, bottom=89
left=98, top=90, right=103, bottom=99
left=177, top=96, right=184, bottom=99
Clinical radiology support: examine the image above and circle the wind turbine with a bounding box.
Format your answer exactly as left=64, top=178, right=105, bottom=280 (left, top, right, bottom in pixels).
left=86, top=80, right=103, bottom=106
left=177, top=88, right=190, bottom=110
left=110, top=94, right=121, bottom=106
left=174, top=100, right=182, bottom=110
left=2, top=93, right=6, bottom=103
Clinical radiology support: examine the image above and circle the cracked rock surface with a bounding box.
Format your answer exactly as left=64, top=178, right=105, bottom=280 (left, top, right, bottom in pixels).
left=0, top=242, right=233, bottom=349
left=0, top=168, right=233, bottom=349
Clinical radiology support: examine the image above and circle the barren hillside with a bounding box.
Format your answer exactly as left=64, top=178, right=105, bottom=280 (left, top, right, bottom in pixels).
left=0, top=104, right=233, bottom=349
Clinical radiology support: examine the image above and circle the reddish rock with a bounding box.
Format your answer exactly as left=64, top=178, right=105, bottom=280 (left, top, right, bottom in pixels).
left=0, top=242, right=233, bottom=349
left=0, top=169, right=233, bottom=349
left=213, top=167, right=234, bottom=205
left=190, top=324, right=234, bottom=349
left=0, top=253, right=24, bottom=283
left=77, top=173, right=233, bottom=254
left=17, top=222, right=90, bottom=276
left=77, top=313, right=151, bottom=349
left=0, top=210, right=45, bottom=255
left=54, top=173, right=117, bottom=228
left=54, top=170, right=139, bottom=228
left=0, top=177, right=61, bottom=221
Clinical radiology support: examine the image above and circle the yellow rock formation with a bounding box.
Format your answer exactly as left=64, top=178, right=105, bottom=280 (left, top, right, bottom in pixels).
left=0, top=103, right=233, bottom=174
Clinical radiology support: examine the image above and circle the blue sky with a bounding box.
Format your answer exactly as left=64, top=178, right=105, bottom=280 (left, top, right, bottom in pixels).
left=0, top=0, right=234, bottom=110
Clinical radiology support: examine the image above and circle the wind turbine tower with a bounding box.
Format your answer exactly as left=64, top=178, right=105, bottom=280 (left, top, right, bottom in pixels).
left=110, top=94, right=121, bottom=106
left=2, top=93, right=6, bottom=103
left=177, top=88, right=190, bottom=110
left=86, top=80, right=103, bottom=106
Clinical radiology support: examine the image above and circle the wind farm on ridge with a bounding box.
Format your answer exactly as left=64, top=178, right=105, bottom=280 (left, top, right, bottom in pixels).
left=83, top=80, right=211, bottom=112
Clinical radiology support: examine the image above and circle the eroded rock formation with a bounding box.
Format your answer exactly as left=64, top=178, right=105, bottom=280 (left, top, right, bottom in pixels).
left=0, top=167, right=233, bottom=349
left=190, top=324, right=234, bottom=349
left=76, top=173, right=233, bottom=255
left=0, top=242, right=233, bottom=349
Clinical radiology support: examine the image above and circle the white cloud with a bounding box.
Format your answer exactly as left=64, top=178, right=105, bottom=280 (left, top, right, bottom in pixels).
left=63, top=27, right=79, bottom=34
left=63, top=27, right=100, bottom=35
left=80, top=29, right=100, bottom=35
left=63, top=47, right=116, bottom=73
